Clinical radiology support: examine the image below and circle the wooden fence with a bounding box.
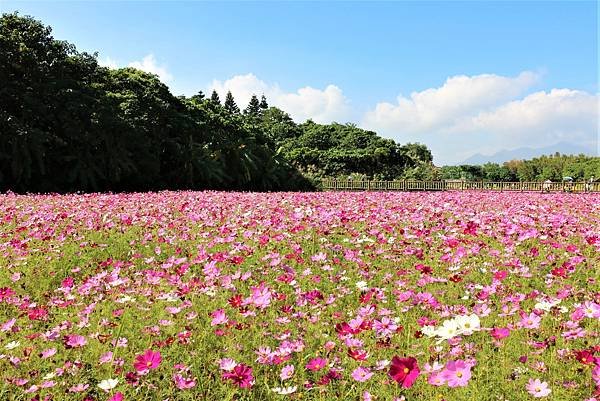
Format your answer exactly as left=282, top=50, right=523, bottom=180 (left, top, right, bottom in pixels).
left=321, top=179, right=600, bottom=193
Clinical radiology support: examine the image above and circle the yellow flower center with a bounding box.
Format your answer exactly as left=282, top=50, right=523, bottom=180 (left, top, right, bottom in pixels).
left=403, top=367, right=409, bottom=374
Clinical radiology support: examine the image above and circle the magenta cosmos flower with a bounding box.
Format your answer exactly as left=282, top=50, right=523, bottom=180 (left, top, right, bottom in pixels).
left=388, top=356, right=420, bottom=388
left=490, top=327, right=510, bottom=340
left=133, top=349, right=162, bottom=374
left=305, top=357, right=328, bottom=371
left=107, top=393, right=124, bottom=401
left=222, top=363, right=254, bottom=388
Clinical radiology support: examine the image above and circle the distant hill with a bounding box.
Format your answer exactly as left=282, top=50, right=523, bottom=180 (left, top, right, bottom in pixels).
left=463, top=142, right=596, bottom=165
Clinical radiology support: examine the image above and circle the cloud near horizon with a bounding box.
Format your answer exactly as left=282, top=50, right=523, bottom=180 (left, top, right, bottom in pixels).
left=208, top=74, right=351, bottom=124
left=99, top=54, right=173, bottom=83
left=361, top=72, right=598, bottom=164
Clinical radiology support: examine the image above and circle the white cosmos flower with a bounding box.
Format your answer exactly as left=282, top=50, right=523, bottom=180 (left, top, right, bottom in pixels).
left=98, top=378, right=118, bottom=391
left=436, top=319, right=460, bottom=341
left=116, top=295, right=134, bottom=303
left=4, top=341, right=20, bottom=350
left=534, top=299, right=561, bottom=312
left=272, top=386, right=297, bottom=395
left=455, top=314, right=481, bottom=336
left=421, top=325, right=437, bottom=338
left=356, top=281, right=368, bottom=291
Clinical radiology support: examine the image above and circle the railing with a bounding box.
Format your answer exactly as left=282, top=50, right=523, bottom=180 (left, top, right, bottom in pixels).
left=321, top=179, right=600, bottom=193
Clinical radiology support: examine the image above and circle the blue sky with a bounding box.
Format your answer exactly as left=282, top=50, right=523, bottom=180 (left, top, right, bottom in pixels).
left=2, top=1, right=598, bottom=164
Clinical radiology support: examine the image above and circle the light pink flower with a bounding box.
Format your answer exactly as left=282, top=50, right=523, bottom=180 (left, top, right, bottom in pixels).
left=520, top=312, right=541, bottom=329
left=218, top=358, right=238, bottom=371
left=210, top=309, right=228, bottom=326
left=173, top=373, right=196, bottom=389
left=40, top=348, right=57, bottom=359
left=526, top=378, right=551, bottom=398
left=65, top=334, right=87, bottom=348
left=351, top=367, right=373, bottom=382
left=280, top=364, right=294, bottom=380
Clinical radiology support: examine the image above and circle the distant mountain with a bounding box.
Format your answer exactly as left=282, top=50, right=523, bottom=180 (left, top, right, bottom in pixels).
left=462, top=142, right=596, bottom=165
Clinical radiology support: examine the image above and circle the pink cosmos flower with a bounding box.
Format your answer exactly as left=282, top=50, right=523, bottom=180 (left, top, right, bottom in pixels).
left=65, top=334, right=87, bottom=348
left=306, top=357, right=327, bottom=371
left=1, top=318, right=16, bottom=332
left=441, top=360, right=472, bottom=387
left=592, top=364, right=600, bottom=387
left=280, top=364, right=294, bottom=380
left=218, top=358, right=238, bottom=371
left=40, top=380, right=56, bottom=388
left=107, top=393, right=124, bottom=401
left=491, top=327, right=510, bottom=340
left=222, top=363, right=254, bottom=388
left=173, top=373, right=196, bottom=389
left=520, top=312, right=542, bottom=329
left=526, top=378, right=551, bottom=398
left=351, top=367, right=373, bottom=382
left=373, top=317, right=398, bottom=338
left=99, top=351, right=114, bottom=364
left=133, top=349, right=161, bottom=374
left=68, top=383, right=89, bottom=393
left=40, top=348, right=57, bottom=359
left=388, top=356, right=420, bottom=388
left=210, top=309, right=228, bottom=326
left=428, top=371, right=446, bottom=386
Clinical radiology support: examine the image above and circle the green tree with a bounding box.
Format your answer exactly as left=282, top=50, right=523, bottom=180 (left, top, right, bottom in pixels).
left=259, top=95, right=269, bottom=110
left=244, top=94, right=261, bottom=116
left=210, top=90, right=221, bottom=105
left=224, top=91, right=240, bottom=114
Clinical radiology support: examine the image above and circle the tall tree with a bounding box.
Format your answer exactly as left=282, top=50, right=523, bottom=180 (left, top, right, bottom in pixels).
left=224, top=91, right=240, bottom=114
left=244, top=94, right=261, bottom=116
left=191, top=90, right=205, bottom=102
left=210, top=90, right=221, bottom=105
left=259, top=95, right=269, bottom=110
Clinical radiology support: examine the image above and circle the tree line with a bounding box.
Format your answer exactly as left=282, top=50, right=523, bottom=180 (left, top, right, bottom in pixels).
left=0, top=13, right=435, bottom=193
left=1, top=14, right=597, bottom=193
left=439, top=154, right=599, bottom=182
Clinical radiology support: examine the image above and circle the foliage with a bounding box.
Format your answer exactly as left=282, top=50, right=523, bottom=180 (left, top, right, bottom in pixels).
left=273, top=119, right=433, bottom=181
left=440, top=154, right=599, bottom=182
left=0, top=13, right=312, bottom=192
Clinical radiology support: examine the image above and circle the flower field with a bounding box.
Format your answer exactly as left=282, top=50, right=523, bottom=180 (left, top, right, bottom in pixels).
left=0, top=191, right=598, bottom=401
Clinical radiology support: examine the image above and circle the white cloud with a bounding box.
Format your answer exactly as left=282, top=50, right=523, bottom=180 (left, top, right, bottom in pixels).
left=128, top=54, right=173, bottom=83
left=98, top=56, right=118, bottom=69
left=208, top=73, right=351, bottom=124
left=98, top=54, right=174, bottom=83
left=363, top=71, right=539, bottom=134
left=452, top=89, right=597, bottom=144
left=361, top=71, right=598, bottom=164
